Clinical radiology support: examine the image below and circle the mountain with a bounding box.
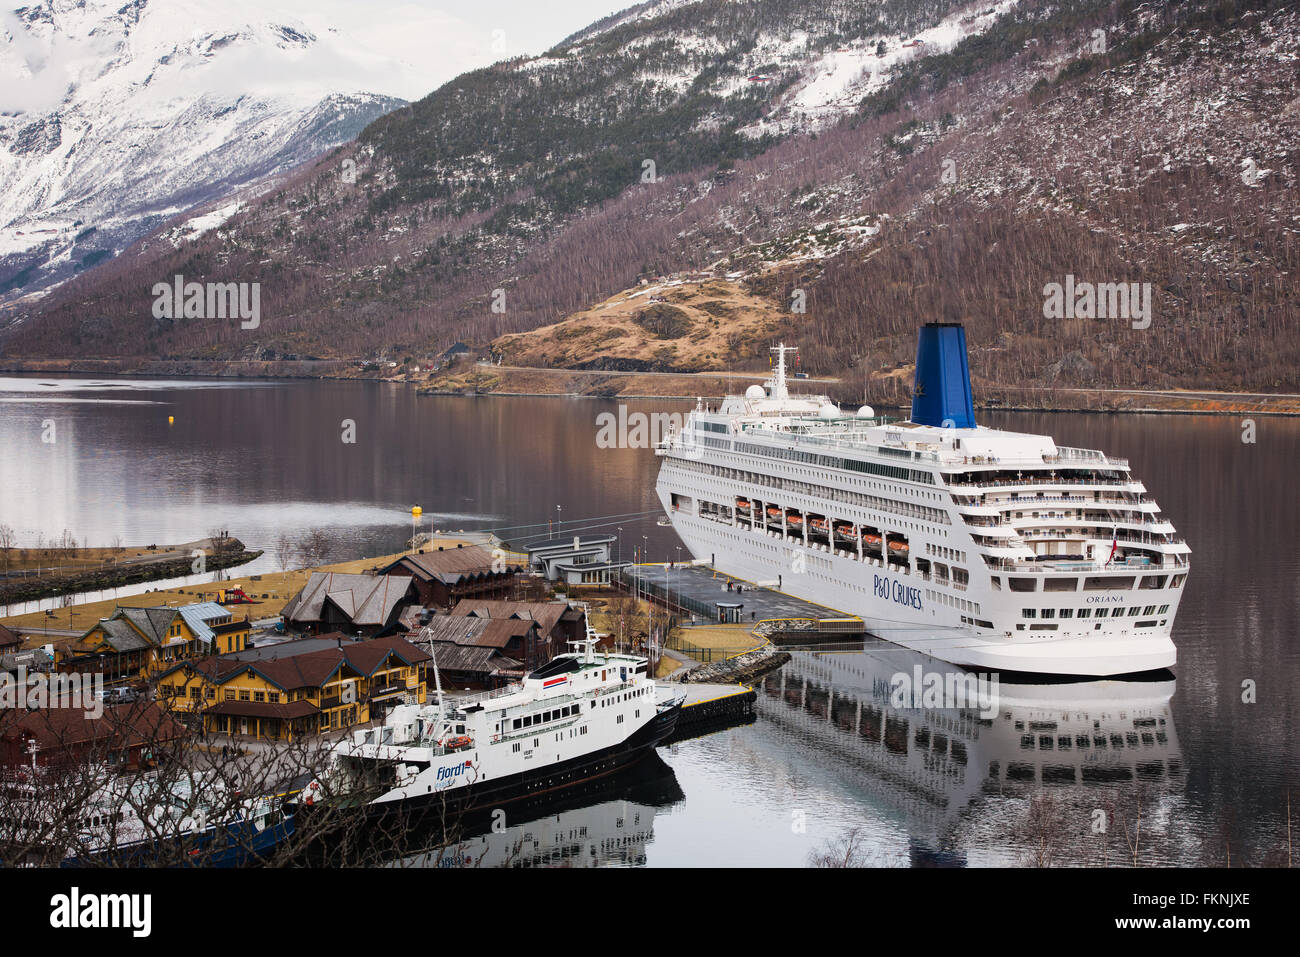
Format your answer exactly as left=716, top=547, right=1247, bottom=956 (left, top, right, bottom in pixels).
left=3, top=0, right=1297, bottom=406
left=0, top=0, right=420, bottom=301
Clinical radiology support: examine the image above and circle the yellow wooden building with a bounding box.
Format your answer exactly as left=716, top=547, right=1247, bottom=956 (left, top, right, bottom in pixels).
left=58, top=602, right=245, bottom=683
left=155, top=633, right=429, bottom=741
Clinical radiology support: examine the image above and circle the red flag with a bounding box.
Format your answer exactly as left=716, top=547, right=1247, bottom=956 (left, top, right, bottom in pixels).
left=1106, top=531, right=1118, bottom=565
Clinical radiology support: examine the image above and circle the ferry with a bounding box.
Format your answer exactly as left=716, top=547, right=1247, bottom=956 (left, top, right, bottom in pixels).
left=330, top=624, right=685, bottom=821
left=654, top=323, right=1189, bottom=676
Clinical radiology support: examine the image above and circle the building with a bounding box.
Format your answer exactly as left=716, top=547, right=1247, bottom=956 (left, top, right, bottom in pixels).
left=0, top=623, right=22, bottom=653
left=378, top=545, right=522, bottom=609
left=449, top=599, right=585, bottom=650
left=155, top=634, right=430, bottom=741
left=280, top=572, right=416, bottom=637
left=0, top=701, right=189, bottom=770
left=522, top=535, right=627, bottom=585
left=408, top=615, right=545, bottom=686
left=57, top=602, right=240, bottom=683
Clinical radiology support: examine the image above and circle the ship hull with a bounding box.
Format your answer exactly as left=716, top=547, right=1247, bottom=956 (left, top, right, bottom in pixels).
left=664, top=510, right=1176, bottom=677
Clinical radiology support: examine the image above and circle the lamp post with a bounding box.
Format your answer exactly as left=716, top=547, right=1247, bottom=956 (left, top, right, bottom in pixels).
left=410, top=506, right=422, bottom=554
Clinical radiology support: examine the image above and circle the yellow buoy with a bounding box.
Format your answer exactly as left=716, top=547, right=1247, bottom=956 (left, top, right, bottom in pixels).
left=168, top=415, right=174, bottom=425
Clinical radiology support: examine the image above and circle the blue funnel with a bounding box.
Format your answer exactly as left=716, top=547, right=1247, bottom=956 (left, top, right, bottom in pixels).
left=911, top=323, right=975, bottom=428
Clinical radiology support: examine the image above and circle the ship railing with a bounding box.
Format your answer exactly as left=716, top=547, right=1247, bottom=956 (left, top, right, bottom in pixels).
left=946, top=477, right=1139, bottom=490
left=454, top=684, right=524, bottom=708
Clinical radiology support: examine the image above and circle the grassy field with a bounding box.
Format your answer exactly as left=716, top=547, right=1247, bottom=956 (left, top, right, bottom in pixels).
left=0, top=537, right=228, bottom=575
left=1, top=537, right=479, bottom=649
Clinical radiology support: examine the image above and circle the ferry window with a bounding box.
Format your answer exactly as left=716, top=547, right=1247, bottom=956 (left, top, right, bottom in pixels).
left=513, top=719, right=520, bottom=730
left=1021, top=608, right=1037, bottom=619
left=1009, top=578, right=1037, bottom=592
left=990, top=577, right=1001, bottom=590
left=1078, top=608, right=1091, bottom=618
left=1041, top=608, right=1055, bottom=619
left=1127, top=606, right=1142, bottom=617
left=1059, top=609, right=1073, bottom=618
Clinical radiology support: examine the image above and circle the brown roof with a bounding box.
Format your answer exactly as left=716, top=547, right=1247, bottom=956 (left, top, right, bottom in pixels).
left=0, top=700, right=188, bottom=755
left=210, top=619, right=250, bottom=634
left=410, top=615, right=537, bottom=650
left=0, top=623, right=21, bottom=649
left=205, top=699, right=320, bottom=720
left=160, top=634, right=429, bottom=692
left=382, top=546, right=520, bottom=582
left=424, top=641, right=521, bottom=676
left=450, top=599, right=575, bottom=636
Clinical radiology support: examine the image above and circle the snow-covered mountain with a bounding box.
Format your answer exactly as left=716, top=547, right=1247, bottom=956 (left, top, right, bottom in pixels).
left=0, top=0, right=441, bottom=300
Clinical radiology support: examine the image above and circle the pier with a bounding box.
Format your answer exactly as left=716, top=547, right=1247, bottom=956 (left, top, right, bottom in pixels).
left=667, top=682, right=758, bottom=742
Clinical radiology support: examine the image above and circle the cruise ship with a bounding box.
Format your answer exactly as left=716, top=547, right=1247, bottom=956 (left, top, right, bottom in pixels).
left=329, top=627, right=685, bottom=820
left=654, top=324, right=1189, bottom=676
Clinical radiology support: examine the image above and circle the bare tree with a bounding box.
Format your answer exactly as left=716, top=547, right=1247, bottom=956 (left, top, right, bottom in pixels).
left=273, top=534, right=297, bottom=572
left=0, top=524, right=14, bottom=572
left=297, top=530, right=332, bottom=569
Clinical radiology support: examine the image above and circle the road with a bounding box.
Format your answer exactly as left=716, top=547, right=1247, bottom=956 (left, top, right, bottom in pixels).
left=478, top=362, right=841, bottom=384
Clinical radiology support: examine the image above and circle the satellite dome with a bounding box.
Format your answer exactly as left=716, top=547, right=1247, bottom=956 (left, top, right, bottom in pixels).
left=857, top=405, right=874, bottom=418
left=818, top=402, right=839, bottom=419
left=745, top=385, right=766, bottom=400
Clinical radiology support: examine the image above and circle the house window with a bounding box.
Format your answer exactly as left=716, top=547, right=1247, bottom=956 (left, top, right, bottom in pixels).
left=225, top=690, right=235, bottom=701
left=254, top=691, right=266, bottom=702
left=239, top=690, right=251, bottom=701
left=268, top=692, right=280, bottom=703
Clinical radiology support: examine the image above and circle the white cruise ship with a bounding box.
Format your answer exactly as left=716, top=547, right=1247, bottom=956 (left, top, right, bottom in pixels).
left=654, top=323, right=1189, bottom=676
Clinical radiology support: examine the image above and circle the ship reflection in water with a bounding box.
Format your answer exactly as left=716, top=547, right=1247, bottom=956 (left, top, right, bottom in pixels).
left=759, top=642, right=1186, bottom=866
left=387, top=644, right=1186, bottom=868
left=391, top=753, right=684, bottom=869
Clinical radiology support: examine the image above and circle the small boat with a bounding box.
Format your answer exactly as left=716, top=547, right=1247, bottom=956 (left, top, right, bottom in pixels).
left=766, top=506, right=782, bottom=520
left=735, top=498, right=752, bottom=511
left=887, top=538, right=909, bottom=556
left=786, top=512, right=804, bottom=527
left=809, top=518, right=829, bottom=534
left=862, top=533, right=882, bottom=548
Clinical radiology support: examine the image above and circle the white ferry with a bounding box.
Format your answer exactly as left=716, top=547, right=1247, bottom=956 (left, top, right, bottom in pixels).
left=330, top=627, right=685, bottom=819
left=654, top=324, right=1189, bottom=676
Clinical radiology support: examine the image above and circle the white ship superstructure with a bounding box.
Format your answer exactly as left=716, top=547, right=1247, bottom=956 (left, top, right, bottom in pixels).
left=654, top=324, right=1189, bottom=676
left=332, top=626, right=684, bottom=814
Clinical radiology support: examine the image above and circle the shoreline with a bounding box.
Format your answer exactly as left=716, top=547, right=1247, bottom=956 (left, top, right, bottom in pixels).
left=3, top=359, right=1298, bottom=416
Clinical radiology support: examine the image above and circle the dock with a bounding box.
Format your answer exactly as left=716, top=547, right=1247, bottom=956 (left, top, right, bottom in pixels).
left=667, top=682, right=757, bottom=742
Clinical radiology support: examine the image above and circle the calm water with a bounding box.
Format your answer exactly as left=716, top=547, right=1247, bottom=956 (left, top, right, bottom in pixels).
left=0, top=375, right=1296, bottom=866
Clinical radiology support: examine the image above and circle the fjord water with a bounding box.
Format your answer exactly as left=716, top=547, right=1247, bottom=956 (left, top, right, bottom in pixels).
left=0, top=375, right=1295, bottom=866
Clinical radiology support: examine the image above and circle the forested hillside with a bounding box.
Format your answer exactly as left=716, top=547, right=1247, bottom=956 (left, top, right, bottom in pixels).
left=3, top=0, right=1296, bottom=403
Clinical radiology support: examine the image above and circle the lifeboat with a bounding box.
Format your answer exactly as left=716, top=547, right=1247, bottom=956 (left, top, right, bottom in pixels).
left=785, top=511, right=804, bottom=527
left=443, top=735, right=473, bottom=750
left=809, top=518, right=828, bottom=533
left=736, top=498, right=752, bottom=511
left=834, top=524, right=856, bottom=540
left=862, top=533, right=882, bottom=548
left=766, top=506, right=782, bottom=520
left=887, top=538, right=909, bottom=556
